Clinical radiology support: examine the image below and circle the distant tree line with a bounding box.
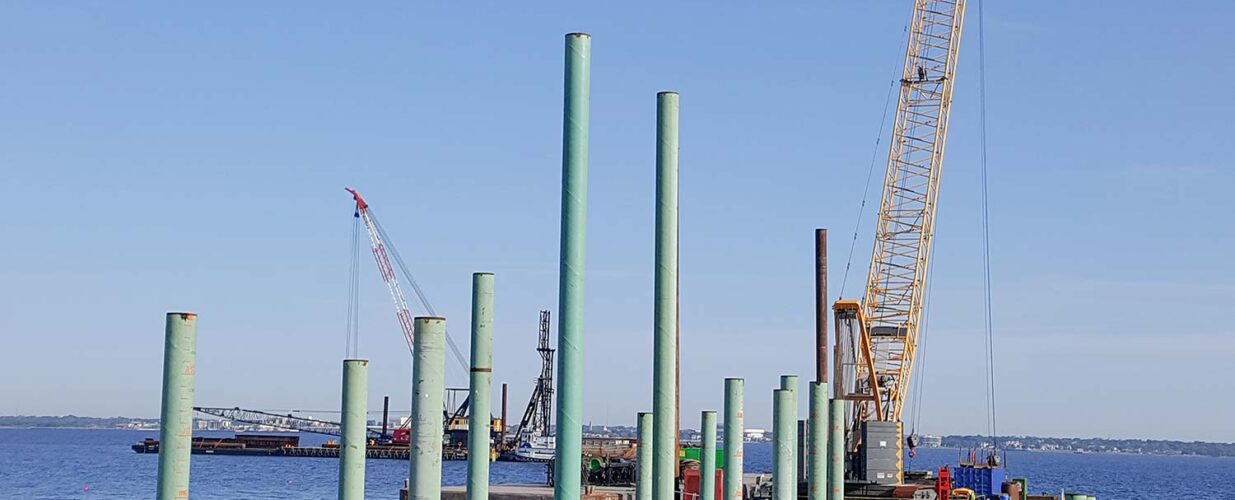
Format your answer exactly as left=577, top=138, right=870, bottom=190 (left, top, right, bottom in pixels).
left=942, top=434, right=1235, bottom=458
left=0, top=415, right=157, bottom=428
left=4, top=416, right=1233, bottom=458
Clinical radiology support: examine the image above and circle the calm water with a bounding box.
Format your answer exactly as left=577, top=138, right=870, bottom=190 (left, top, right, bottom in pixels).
left=1, top=429, right=1232, bottom=499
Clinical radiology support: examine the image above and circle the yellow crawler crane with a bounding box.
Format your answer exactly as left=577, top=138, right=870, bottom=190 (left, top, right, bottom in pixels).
left=833, top=0, right=967, bottom=482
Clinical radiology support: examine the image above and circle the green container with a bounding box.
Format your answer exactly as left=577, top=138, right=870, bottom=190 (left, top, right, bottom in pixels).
left=1012, top=478, right=1027, bottom=500
left=680, top=446, right=725, bottom=469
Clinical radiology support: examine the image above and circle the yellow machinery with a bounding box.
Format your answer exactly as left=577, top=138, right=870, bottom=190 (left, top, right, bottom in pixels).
left=833, top=0, right=968, bottom=476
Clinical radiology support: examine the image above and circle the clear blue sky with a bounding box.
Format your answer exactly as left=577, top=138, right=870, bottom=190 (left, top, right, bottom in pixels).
left=1, top=2, right=1232, bottom=442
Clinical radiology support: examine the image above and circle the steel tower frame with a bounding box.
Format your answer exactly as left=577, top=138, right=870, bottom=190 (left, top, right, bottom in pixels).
left=514, top=310, right=555, bottom=440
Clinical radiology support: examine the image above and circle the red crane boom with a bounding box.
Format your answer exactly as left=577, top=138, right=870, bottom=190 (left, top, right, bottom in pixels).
left=347, top=187, right=416, bottom=351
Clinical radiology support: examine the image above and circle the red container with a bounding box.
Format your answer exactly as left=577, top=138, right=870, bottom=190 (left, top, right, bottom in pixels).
left=935, top=465, right=953, bottom=498
left=682, top=468, right=725, bottom=500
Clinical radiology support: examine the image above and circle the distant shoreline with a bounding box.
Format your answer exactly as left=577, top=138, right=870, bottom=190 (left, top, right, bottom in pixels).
left=936, top=434, right=1235, bottom=458
left=3, top=419, right=1234, bottom=458
left=0, top=426, right=155, bottom=430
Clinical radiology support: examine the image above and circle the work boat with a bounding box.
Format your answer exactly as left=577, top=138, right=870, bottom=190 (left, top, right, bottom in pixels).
left=513, top=435, right=555, bottom=462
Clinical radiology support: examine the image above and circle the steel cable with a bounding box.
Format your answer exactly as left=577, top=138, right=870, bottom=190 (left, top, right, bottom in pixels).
left=977, top=0, right=1001, bottom=454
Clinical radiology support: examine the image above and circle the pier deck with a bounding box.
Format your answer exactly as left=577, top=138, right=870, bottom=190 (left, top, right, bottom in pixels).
left=438, top=485, right=634, bottom=500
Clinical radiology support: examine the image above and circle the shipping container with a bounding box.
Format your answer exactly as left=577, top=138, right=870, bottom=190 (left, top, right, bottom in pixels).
left=952, top=466, right=1005, bottom=497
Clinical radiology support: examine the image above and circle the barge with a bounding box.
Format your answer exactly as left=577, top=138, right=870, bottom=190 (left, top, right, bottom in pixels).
left=131, top=434, right=469, bottom=461
left=132, top=434, right=300, bottom=457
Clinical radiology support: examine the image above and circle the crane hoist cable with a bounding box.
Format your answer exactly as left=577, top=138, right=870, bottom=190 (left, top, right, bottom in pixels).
left=346, top=214, right=362, bottom=358
left=976, top=0, right=1000, bottom=454
left=839, top=77, right=897, bottom=300
left=839, top=12, right=914, bottom=300
left=909, top=242, right=938, bottom=438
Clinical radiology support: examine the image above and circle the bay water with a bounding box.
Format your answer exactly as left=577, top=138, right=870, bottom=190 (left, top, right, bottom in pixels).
left=1, top=429, right=1231, bottom=499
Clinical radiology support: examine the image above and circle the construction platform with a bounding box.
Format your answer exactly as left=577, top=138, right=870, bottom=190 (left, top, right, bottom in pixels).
left=405, top=475, right=775, bottom=500
left=439, top=485, right=635, bottom=500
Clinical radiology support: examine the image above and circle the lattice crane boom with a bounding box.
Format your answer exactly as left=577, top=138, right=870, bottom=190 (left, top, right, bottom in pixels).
left=194, top=406, right=382, bottom=440
left=347, top=187, right=416, bottom=352
left=835, top=0, right=967, bottom=443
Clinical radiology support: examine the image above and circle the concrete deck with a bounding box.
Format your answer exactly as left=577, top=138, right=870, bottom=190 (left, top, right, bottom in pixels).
left=439, top=484, right=635, bottom=500
left=431, top=474, right=774, bottom=500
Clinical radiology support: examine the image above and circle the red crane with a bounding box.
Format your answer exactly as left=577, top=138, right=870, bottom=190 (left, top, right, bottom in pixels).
left=345, top=187, right=469, bottom=366
left=344, top=187, right=471, bottom=445
left=346, top=187, right=415, bottom=351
